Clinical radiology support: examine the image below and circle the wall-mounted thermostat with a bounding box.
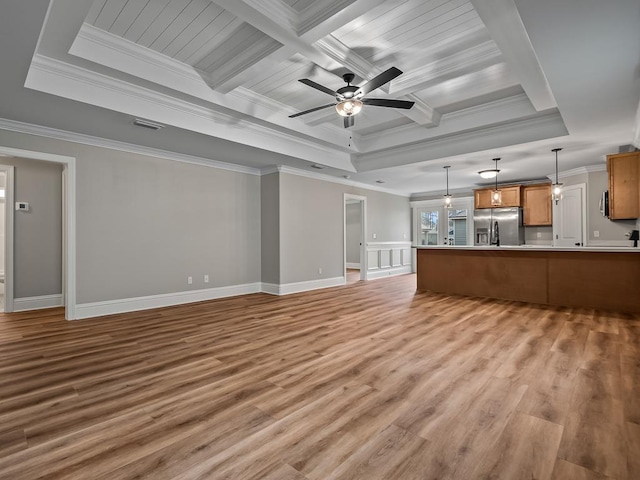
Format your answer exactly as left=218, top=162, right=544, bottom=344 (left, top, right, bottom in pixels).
left=15, top=202, right=29, bottom=211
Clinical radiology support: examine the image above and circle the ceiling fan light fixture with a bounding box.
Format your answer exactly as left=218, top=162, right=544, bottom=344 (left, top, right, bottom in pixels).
left=335, top=99, right=363, bottom=117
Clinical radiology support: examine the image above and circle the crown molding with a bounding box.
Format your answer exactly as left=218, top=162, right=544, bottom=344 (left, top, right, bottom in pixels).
left=69, top=24, right=354, bottom=151
left=260, top=165, right=410, bottom=197
left=354, top=111, right=567, bottom=172
left=0, top=118, right=262, bottom=175
left=545, top=163, right=607, bottom=181
left=26, top=54, right=356, bottom=171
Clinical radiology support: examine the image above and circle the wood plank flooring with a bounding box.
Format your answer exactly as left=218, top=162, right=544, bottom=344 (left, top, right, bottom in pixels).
left=0, top=274, right=639, bottom=479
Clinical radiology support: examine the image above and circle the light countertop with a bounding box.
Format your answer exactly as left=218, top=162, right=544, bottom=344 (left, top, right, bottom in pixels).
left=413, top=245, right=640, bottom=253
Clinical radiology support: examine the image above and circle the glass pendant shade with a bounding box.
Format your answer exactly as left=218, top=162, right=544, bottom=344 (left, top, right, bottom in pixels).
left=552, top=148, right=563, bottom=204
left=335, top=99, right=363, bottom=117
left=443, top=166, right=452, bottom=208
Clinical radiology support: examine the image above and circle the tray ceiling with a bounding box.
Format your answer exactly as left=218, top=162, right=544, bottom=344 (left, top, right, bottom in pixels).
left=17, top=0, right=640, bottom=195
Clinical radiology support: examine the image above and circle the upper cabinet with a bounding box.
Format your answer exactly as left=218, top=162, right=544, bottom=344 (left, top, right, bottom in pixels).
left=522, top=184, right=552, bottom=226
left=607, top=152, right=640, bottom=220
left=474, top=185, right=521, bottom=209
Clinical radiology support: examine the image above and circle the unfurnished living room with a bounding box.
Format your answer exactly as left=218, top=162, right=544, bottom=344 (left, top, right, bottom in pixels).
left=1, top=0, right=639, bottom=479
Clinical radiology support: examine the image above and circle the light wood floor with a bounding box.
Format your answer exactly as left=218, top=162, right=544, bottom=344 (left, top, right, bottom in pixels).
left=0, top=274, right=639, bottom=479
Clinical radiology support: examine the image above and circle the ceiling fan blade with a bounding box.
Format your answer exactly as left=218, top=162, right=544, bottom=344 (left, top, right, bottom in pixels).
left=344, top=116, right=355, bottom=129
left=355, top=67, right=403, bottom=96
left=363, top=98, right=415, bottom=109
left=289, top=103, right=336, bottom=118
left=298, top=79, right=340, bottom=98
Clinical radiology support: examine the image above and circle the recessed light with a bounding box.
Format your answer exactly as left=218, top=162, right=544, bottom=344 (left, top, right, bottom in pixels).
left=311, top=164, right=324, bottom=169
left=343, top=175, right=351, bottom=179
left=376, top=180, right=385, bottom=184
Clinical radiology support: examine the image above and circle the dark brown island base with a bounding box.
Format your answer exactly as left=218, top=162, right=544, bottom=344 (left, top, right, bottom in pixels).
left=415, top=246, right=640, bottom=313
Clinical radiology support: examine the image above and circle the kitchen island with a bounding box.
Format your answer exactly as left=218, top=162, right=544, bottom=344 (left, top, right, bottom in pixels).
left=415, top=245, right=640, bottom=312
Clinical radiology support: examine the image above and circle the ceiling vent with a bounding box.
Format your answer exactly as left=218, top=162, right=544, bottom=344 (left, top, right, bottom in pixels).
left=132, top=118, right=165, bottom=131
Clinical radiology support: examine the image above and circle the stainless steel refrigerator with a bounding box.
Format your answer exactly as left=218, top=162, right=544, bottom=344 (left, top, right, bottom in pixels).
left=474, top=207, right=524, bottom=246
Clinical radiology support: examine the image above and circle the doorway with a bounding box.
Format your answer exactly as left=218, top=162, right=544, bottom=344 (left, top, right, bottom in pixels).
left=553, top=183, right=586, bottom=247
left=344, top=194, right=366, bottom=283
left=0, top=146, right=76, bottom=319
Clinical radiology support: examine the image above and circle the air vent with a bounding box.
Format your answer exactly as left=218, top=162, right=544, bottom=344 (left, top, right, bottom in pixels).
left=132, top=118, right=165, bottom=131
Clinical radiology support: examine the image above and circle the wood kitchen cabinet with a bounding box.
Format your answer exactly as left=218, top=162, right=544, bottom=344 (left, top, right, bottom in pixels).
left=474, top=185, right=521, bottom=209
left=522, top=183, right=552, bottom=226
left=607, top=152, right=640, bottom=219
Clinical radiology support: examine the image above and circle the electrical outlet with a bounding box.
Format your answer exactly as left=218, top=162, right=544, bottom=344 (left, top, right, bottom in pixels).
left=373, top=233, right=377, bottom=239
left=204, top=274, right=209, bottom=283
left=537, top=232, right=542, bottom=238
left=403, top=233, right=407, bottom=239
left=187, top=276, right=193, bottom=285
left=594, top=230, right=600, bottom=238
left=318, top=267, right=322, bottom=275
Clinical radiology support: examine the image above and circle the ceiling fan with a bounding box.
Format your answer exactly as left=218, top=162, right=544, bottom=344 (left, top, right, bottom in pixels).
left=289, top=67, right=415, bottom=128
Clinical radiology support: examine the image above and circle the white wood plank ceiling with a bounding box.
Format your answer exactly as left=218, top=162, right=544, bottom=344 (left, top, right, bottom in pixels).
left=84, top=0, right=517, bottom=135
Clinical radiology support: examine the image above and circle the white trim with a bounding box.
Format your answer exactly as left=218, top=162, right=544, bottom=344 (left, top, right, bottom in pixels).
left=0, top=145, right=76, bottom=319
left=366, top=265, right=412, bottom=280
left=546, top=164, right=606, bottom=181
left=273, top=165, right=409, bottom=197
left=0, top=165, right=14, bottom=313
left=75, top=283, right=262, bottom=320
left=25, top=54, right=355, bottom=170
left=13, top=294, right=63, bottom=312
left=346, top=263, right=361, bottom=269
left=344, top=193, right=367, bottom=282
left=410, top=196, right=474, bottom=208
left=0, top=118, right=261, bottom=176
left=262, top=276, right=345, bottom=296
left=366, top=241, right=412, bottom=247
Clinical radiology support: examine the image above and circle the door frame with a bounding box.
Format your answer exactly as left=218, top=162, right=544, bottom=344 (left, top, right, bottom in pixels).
left=344, top=193, right=367, bottom=282
left=0, top=146, right=76, bottom=319
left=552, top=183, right=587, bottom=247
left=0, top=165, right=15, bottom=312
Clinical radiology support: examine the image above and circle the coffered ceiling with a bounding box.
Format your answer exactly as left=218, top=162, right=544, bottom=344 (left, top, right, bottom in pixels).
left=4, top=0, right=640, bottom=195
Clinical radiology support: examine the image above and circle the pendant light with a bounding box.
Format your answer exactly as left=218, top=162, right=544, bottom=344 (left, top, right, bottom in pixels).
left=443, top=166, right=452, bottom=207
left=490, top=158, right=502, bottom=206
left=552, top=148, right=563, bottom=204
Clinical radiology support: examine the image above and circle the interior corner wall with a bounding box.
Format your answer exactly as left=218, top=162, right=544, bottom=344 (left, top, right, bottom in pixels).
left=278, top=172, right=411, bottom=285
left=261, top=172, right=280, bottom=284
left=0, top=129, right=261, bottom=306
left=0, top=156, right=62, bottom=298
left=586, top=170, right=636, bottom=241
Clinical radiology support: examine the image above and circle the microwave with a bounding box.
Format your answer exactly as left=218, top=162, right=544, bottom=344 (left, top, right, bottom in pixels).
left=599, top=191, right=609, bottom=217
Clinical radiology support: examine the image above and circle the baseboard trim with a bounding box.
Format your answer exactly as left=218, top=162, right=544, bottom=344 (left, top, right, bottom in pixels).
left=74, top=283, right=262, bottom=320
left=13, top=294, right=63, bottom=312
left=366, top=265, right=412, bottom=280
left=262, top=276, right=345, bottom=296
left=346, top=263, right=361, bottom=269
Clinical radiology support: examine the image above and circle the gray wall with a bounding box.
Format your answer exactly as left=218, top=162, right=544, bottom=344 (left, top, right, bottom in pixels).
left=586, top=170, right=636, bottom=242
left=279, top=173, right=410, bottom=284
left=345, top=202, right=361, bottom=264
left=0, top=130, right=261, bottom=304
left=1, top=157, right=62, bottom=298
left=562, top=169, right=636, bottom=244
left=261, top=172, right=280, bottom=284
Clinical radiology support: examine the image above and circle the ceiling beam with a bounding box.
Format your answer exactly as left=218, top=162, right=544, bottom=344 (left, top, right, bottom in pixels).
left=470, top=0, right=557, bottom=111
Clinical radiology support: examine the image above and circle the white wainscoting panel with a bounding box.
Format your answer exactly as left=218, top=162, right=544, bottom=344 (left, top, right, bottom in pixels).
left=402, top=248, right=412, bottom=266
left=367, top=250, right=380, bottom=270
left=366, top=241, right=413, bottom=280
